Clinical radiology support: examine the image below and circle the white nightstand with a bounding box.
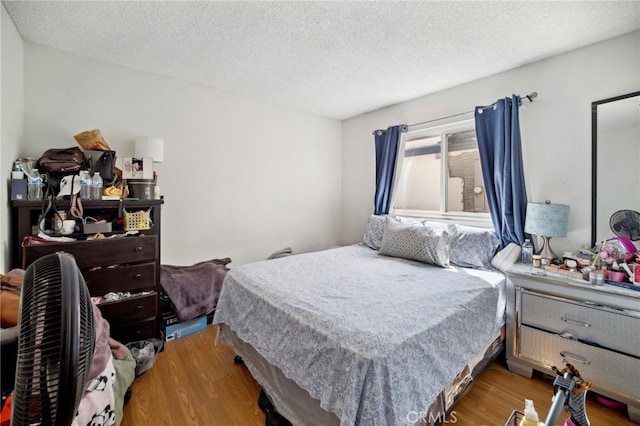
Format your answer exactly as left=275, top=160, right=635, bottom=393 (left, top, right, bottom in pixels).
left=505, top=263, right=640, bottom=422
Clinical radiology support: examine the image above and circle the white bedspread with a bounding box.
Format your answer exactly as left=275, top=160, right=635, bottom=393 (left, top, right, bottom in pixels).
left=213, top=245, right=506, bottom=425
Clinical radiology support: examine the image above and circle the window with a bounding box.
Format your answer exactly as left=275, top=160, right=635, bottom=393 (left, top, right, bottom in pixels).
left=392, top=119, right=490, bottom=221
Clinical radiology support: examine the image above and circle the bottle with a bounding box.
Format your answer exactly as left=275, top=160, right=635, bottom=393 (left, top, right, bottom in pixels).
left=519, top=399, right=539, bottom=426
left=27, top=169, right=43, bottom=201
left=91, top=171, right=103, bottom=200
left=154, top=185, right=161, bottom=200
left=80, top=170, right=92, bottom=200
left=522, top=239, right=534, bottom=265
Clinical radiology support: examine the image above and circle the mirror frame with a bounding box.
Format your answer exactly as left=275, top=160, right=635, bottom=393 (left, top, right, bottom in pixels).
left=591, top=90, right=640, bottom=248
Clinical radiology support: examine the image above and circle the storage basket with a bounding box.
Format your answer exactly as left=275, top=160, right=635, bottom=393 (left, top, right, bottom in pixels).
left=123, top=209, right=152, bottom=231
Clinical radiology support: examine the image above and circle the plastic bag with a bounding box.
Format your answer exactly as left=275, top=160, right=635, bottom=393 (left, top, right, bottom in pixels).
left=125, top=338, right=164, bottom=376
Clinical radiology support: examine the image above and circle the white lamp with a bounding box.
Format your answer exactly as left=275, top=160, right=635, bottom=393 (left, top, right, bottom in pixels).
left=134, top=137, right=165, bottom=163
left=525, top=200, right=570, bottom=260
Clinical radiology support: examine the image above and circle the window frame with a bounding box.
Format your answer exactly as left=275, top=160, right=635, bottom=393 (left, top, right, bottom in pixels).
left=391, top=118, right=492, bottom=224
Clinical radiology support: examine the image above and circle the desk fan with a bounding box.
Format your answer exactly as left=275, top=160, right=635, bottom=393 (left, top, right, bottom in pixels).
left=610, top=209, right=640, bottom=241
left=11, top=252, right=95, bottom=426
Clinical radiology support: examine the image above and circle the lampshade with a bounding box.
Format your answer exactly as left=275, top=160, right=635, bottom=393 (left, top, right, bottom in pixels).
left=525, top=201, right=570, bottom=237
left=134, top=137, right=164, bottom=163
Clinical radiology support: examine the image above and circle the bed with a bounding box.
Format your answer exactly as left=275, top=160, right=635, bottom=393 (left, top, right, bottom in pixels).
left=213, top=217, right=508, bottom=425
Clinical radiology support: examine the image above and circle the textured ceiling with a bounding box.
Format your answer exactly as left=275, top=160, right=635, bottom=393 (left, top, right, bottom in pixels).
left=4, top=1, right=640, bottom=120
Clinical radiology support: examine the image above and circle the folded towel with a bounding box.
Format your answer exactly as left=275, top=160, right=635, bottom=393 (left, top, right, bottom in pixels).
left=160, top=258, right=230, bottom=322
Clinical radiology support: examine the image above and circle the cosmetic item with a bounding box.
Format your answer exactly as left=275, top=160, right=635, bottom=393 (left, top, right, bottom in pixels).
left=532, top=255, right=542, bottom=268
left=589, top=270, right=604, bottom=286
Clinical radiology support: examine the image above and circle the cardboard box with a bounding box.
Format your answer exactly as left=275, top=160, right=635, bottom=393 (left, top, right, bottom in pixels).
left=165, top=316, right=207, bottom=341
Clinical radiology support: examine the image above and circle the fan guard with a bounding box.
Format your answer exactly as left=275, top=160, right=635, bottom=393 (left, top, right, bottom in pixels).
left=609, top=210, right=640, bottom=241
left=11, top=252, right=95, bottom=426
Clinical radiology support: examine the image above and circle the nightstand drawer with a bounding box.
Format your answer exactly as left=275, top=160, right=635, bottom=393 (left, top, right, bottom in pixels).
left=23, top=235, right=157, bottom=269
left=98, top=294, right=157, bottom=327
left=520, top=326, right=640, bottom=398
left=521, top=291, right=640, bottom=357
left=83, top=262, right=157, bottom=296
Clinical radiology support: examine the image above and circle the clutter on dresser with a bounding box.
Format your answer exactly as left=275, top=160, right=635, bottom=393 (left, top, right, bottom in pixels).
left=530, top=236, right=640, bottom=293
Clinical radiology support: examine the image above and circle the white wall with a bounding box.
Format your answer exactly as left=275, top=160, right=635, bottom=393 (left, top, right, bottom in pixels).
left=1, top=5, right=24, bottom=272
left=342, top=31, right=640, bottom=254
left=23, top=44, right=342, bottom=266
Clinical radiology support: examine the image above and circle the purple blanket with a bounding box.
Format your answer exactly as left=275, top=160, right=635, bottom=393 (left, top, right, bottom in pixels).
left=160, top=258, right=230, bottom=322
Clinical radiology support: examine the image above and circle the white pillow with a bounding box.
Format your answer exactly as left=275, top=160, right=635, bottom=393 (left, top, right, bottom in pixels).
left=491, top=243, right=521, bottom=272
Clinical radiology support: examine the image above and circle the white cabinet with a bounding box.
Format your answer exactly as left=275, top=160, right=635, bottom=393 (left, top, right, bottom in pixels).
left=506, top=264, right=640, bottom=422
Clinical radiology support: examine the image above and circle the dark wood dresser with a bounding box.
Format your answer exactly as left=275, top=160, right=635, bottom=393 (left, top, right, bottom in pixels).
left=11, top=199, right=164, bottom=343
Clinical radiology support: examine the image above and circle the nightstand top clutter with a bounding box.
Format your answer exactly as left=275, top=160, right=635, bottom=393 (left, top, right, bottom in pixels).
left=508, top=262, right=640, bottom=312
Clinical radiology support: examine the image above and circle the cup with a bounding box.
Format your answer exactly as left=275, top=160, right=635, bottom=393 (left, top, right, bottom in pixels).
left=60, top=220, right=76, bottom=235
left=27, top=182, right=43, bottom=201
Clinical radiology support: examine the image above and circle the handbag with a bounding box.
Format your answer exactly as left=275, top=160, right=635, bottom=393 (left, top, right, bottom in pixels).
left=38, top=147, right=87, bottom=194
left=91, top=150, right=116, bottom=183
left=38, top=147, right=86, bottom=175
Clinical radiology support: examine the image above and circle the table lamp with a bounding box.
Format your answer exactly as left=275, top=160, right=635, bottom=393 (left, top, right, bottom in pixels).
left=134, top=137, right=164, bottom=163
left=524, top=200, right=570, bottom=260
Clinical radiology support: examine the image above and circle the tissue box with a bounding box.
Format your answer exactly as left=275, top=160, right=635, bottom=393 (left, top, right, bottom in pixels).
left=11, top=179, right=27, bottom=200
left=83, top=221, right=112, bottom=234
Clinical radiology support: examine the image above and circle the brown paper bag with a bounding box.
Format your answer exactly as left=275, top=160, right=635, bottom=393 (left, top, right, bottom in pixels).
left=74, top=129, right=112, bottom=151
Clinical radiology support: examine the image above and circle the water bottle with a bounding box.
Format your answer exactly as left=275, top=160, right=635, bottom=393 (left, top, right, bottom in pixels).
left=27, top=169, right=43, bottom=201
left=522, top=239, right=534, bottom=264
left=91, top=171, right=103, bottom=200
left=80, top=170, right=92, bottom=200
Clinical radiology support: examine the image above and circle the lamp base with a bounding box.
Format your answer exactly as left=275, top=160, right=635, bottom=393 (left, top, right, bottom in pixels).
left=536, top=236, right=558, bottom=261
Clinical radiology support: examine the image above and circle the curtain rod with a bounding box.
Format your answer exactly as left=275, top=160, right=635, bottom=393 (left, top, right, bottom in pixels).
left=372, top=91, right=537, bottom=135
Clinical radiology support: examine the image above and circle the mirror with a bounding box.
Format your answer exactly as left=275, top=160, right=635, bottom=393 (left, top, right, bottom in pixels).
left=592, top=90, right=640, bottom=247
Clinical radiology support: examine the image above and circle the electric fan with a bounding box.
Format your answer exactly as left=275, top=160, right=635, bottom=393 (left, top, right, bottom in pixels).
left=609, top=209, right=640, bottom=241
left=11, top=252, right=95, bottom=426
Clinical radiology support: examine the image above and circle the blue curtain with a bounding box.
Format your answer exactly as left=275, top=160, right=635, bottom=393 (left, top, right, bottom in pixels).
left=475, top=95, right=528, bottom=248
left=374, top=125, right=406, bottom=215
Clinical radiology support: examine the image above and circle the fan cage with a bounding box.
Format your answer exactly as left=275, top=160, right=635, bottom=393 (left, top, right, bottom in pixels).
left=12, top=252, right=95, bottom=426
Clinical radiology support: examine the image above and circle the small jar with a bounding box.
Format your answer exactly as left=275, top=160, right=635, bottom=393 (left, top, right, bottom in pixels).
left=532, top=255, right=542, bottom=268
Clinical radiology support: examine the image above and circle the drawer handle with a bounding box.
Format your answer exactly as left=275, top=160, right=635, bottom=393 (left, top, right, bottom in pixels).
left=560, top=316, right=591, bottom=328
left=136, top=305, right=143, bottom=311
left=560, top=351, right=591, bottom=365
left=135, top=246, right=143, bottom=252
left=133, top=273, right=142, bottom=279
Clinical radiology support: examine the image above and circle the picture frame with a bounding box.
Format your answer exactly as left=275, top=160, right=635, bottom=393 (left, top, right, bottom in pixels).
left=122, top=157, right=153, bottom=179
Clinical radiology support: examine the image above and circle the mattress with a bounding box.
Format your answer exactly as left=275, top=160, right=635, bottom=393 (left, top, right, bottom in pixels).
left=218, top=324, right=503, bottom=426
left=213, top=245, right=506, bottom=425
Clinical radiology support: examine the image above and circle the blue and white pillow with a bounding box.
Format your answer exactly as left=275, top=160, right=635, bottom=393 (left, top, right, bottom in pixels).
left=447, top=224, right=499, bottom=269
left=379, top=218, right=450, bottom=267
left=362, top=215, right=392, bottom=250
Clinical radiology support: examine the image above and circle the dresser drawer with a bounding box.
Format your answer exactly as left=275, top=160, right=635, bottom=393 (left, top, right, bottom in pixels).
left=521, top=291, right=640, bottom=357
left=83, top=262, right=156, bottom=296
left=98, top=294, right=157, bottom=327
left=23, top=235, right=158, bottom=269
left=111, top=318, right=157, bottom=343
left=520, top=326, right=640, bottom=398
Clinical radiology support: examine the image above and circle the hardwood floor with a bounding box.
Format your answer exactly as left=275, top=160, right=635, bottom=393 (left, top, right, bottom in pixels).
left=122, top=325, right=635, bottom=425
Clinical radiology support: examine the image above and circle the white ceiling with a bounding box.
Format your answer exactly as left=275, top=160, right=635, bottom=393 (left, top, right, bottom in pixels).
left=3, top=1, right=640, bottom=120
